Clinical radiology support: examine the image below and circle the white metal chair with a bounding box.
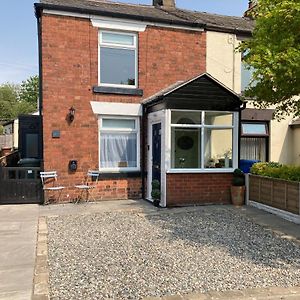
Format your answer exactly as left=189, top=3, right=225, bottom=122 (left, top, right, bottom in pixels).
left=74, top=170, right=100, bottom=203
left=40, top=171, right=65, bottom=205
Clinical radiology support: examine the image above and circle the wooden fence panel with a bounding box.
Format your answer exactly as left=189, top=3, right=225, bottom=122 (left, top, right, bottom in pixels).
left=273, top=181, right=286, bottom=211
left=249, top=176, right=260, bottom=202
left=287, top=183, right=299, bottom=214
left=0, top=135, right=13, bottom=149
left=249, top=175, right=300, bottom=216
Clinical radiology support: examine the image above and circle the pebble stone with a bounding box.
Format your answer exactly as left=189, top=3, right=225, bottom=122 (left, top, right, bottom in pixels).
left=47, top=209, right=300, bottom=300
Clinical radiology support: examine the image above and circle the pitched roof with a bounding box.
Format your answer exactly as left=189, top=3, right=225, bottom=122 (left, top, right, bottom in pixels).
left=143, top=73, right=242, bottom=107
left=36, top=0, right=254, bottom=35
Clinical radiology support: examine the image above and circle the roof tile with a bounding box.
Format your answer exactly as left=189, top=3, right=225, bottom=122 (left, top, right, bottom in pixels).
left=38, top=0, right=254, bottom=34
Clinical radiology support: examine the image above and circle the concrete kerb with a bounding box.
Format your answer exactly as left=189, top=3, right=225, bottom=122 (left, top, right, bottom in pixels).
left=32, top=217, right=50, bottom=300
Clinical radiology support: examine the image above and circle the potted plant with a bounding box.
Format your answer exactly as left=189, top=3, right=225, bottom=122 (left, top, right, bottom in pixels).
left=151, top=179, right=161, bottom=207
left=231, top=168, right=245, bottom=206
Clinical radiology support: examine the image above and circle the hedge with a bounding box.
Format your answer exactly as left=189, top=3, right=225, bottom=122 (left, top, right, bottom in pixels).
left=250, top=162, right=300, bottom=182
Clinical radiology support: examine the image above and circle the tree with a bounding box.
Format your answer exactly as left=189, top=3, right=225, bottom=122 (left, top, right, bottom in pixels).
left=0, top=76, right=38, bottom=122
left=240, top=0, right=300, bottom=118
left=0, top=83, right=20, bottom=121
left=19, top=76, right=39, bottom=106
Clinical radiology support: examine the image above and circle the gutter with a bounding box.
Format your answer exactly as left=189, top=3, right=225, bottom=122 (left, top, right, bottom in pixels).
left=143, top=96, right=164, bottom=113
left=34, top=3, right=205, bottom=29
left=205, top=25, right=253, bottom=36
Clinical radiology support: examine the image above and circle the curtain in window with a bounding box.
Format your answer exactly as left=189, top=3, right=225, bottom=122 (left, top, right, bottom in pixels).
left=240, top=137, right=266, bottom=161
left=100, top=132, right=137, bottom=168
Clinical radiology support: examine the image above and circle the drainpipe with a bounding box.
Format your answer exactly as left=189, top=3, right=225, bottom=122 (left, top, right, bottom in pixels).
left=227, top=34, right=237, bottom=92
left=35, top=6, right=44, bottom=168
left=141, top=105, right=147, bottom=200
left=239, top=102, right=247, bottom=168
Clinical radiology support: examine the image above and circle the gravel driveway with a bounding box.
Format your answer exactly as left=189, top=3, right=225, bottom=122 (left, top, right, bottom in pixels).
left=47, top=207, right=300, bottom=299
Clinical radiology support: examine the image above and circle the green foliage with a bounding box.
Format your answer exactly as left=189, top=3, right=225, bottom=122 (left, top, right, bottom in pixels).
left=151, top=180, right=160, bottom=189
left=250, top=162, right=300, bottom=181
left=0, top=125, right=3, bottom=134
left=19, top=76, right=39, bottom=106
left=151, top=180, right=161, bottom=201
left=232, top=168, right=245, bottom=186
left=239, top=0, right=300, bottom=119
left=0, top=76, right=38, bottom=121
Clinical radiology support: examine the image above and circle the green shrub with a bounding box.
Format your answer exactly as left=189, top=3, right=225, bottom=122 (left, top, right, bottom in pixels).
left=232, top=168, right=245, bottom=186
left=151, top=180, right=161, bottom=201
left=250, top=162, right=300, bottom=182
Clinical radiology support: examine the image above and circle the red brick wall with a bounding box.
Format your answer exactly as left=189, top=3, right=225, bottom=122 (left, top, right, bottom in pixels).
left=166, top=173, right=233, bottom=206
left=41, top=14, right=206, bottom=202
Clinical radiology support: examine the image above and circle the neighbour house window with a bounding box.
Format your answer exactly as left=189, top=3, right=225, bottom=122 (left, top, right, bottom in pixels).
left=99, top=31, right=137, bottom=88
left=241, top=51, right=256, bottom=92
left=240, top=122, right=269, bottom=162
left=99, top=117, right=139, bottom=171
left=241, top=62, right=255, bottom=92
left=171, top=111, right=237, bottom=170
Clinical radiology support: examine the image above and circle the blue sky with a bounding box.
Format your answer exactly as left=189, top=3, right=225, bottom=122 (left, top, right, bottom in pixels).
left=0, top=0, right=249, bottom=84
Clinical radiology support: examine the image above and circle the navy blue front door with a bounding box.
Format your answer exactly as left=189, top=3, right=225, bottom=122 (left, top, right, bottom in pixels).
left=152, top=123, right=161, bottom=183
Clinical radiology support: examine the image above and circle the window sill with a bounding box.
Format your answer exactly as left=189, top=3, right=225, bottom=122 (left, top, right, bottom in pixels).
left=167, top=168, right=235, bottom=174
left=93, top=86, right=143, bottom=96
left=96, top=171, right=141, bottom=179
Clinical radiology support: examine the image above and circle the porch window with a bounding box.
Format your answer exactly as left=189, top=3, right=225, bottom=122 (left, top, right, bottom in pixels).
left=171, top=111, right=237, bottom=170
left=99, top=117, right=139, bottom=171
left=99, top=31, right=137, bottom=88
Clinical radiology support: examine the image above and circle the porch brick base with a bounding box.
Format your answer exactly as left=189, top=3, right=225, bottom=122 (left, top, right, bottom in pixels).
left=166, top=173, right=232, bottom=206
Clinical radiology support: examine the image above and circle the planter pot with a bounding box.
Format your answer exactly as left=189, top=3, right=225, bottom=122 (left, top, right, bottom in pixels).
left=153, top=199, right=160, bottom=207
left=231, top=186, right=245, bottom=206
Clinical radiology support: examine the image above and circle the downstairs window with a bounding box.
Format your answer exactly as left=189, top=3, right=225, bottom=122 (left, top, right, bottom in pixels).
left=99, top=117, right=140, bottom=171
left=170, top=110, right=238, bottom=171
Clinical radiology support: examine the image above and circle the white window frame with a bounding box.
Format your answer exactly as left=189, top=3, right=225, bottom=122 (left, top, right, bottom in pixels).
left=168, top=110, right=239, bottom=173
left=241, top=122, right=269, bottom=137
left=98, top=30, right=138, bottom=89
left=98, top=115, right=140, bottom=172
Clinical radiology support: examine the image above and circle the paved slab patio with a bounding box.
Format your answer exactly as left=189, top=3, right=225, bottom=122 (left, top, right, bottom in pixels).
left=0, top=204, right=39, bottom=300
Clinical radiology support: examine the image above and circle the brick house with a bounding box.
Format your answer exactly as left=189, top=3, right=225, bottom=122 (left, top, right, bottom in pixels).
left=34, top=0, right=253, bottom=206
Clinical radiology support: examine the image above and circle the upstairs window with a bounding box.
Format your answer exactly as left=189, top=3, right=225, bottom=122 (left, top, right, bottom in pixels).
left=241, top=50, right=257, bottom=93
left=99, top=31, right=137, bottom=88
left=241, top=62, right=255, bottom=92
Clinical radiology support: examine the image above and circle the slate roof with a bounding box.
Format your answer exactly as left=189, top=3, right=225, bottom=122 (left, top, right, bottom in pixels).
left=36, top=0, right=254, bottom=35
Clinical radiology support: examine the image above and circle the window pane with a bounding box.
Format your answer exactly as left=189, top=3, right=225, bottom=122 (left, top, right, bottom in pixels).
left=102, top=119, right=135, bottom=130
left=102, top=32, right=134, bottom=46
left=100, top=47, right=135, bottom=85
left=204, top=128, right=233, bottom=168
left=241, top=137, right=266, bottom=161
left=171, top=128, right=201, bottom=168
left=205, top=112, right=233, bottom=126
left=241, top=63, right=256, bottom=92
left=242, top=123, right=267, bottom=135
left=171, top=111, right=201, bottom=125
left=100, top=132, right=137, bottom=168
